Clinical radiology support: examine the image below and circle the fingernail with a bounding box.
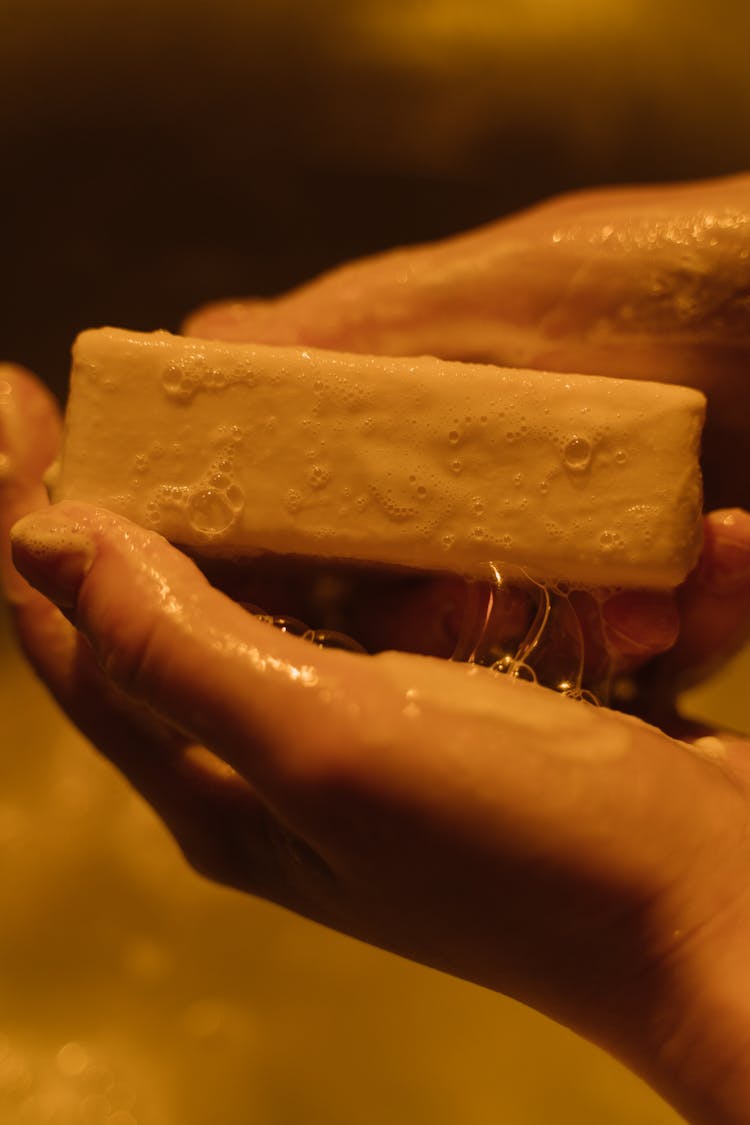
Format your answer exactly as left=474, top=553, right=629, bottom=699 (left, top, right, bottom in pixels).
left=10, top=511, right=95, bottom=607
left=601, top=591, right=680, bottom=656
left=699, top=509, right=750, bottom=594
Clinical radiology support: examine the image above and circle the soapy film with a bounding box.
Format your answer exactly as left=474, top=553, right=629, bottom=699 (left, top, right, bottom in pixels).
left=245, top=562, right=605, bottom=704
left=451, top=566, right=603, bottom=704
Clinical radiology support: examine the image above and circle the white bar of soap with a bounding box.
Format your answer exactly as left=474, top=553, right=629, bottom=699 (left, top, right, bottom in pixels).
left=55, top=327, right=705, bottom=589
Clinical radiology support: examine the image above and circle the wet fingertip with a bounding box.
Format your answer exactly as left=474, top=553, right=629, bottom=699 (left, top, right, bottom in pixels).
left=698, top=508, right=750, bottom=594
left=0, top=365, right=63, bottom=482
left=10, top=510, right=95, bottom=607
left=601, top=591, right=680, bottom=656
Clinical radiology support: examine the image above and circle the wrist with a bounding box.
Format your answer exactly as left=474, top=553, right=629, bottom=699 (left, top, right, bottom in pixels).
left=620, top=916, right=750, bottom=1125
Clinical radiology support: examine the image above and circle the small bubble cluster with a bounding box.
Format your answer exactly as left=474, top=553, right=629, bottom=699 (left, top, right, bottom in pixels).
left=307, top=464, right=332, bottom=490
left=144, top=442, right=246, bottom=539
left=368, top=485, right=419, bottom=524
left=285, top=489, right=303, bottom=514
left=598, top=529, right=626, bottom=551
left=161, top=354, right=254, bottom=402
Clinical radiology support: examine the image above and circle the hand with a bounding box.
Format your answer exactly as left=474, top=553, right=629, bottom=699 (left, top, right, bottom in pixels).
left=187, top=172, right=750, bottom=513
left=3, top=372, right=750, bottom=1125
left=5, top=172, right=750, bottom=1125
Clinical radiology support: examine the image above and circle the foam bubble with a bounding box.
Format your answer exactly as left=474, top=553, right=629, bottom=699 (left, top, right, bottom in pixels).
left=188, top=489, right=237, bottom=536
left=562, top=436, right=592, bottom=471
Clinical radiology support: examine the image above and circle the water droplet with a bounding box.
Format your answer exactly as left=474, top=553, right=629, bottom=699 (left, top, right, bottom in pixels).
left=449, top=460, right=463, bottom=474
left=416, top=485, right=427, bottom=500
left=448, top=430, right=460, bottom=445
left=563, top=436, right=592, bottom=471
left=513, top=472, right=523, bottom=488
left=615, top=449, right=628, bottom=465
left=471, top=497, right=484, bottom=516
left=441, top=533, right=455, bottom=550
left=133, top=453, right=148, bottom=473
left=491, top=656, right=537, bottom=683
left=472, top=527, right=486, bottom=540
left=599, top=530, right=616, bottom=549
left=271, top=615, right=310, bottom=636
left=188, top=489, right=235, bottom=535
left=162, top=361, right=187, bottom=399
left=308, top=630, right=367, bottom=653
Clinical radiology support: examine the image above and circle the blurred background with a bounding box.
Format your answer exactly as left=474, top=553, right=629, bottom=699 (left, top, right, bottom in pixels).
left=2, top=0, right=750, bottom=1121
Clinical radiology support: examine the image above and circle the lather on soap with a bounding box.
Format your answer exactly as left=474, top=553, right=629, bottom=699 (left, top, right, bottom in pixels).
left=54, top=327, right=705, bottom=589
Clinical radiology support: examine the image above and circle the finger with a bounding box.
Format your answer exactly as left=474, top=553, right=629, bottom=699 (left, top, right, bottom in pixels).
left=598, top=590, right=680, bottom=672
left=0, top=365, right=86, bottom=704
left=185, top=173, right=750, bottom=508
left=184, top=174, right=750, bottom=368
left=14, top=497, right=746, bottom=1055
left=0, top=364, right=63, bottom=607
left=665, top=508, right=750, bottom=686
left=9, top=498, right=688, bottom=791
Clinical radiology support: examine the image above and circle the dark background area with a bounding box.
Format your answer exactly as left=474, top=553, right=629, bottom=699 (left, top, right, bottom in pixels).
left=2, top=0, right=750, bottom=395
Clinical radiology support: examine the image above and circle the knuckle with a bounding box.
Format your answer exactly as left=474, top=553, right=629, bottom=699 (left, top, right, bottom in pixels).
left=87, top=596, right=164, bottom=702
